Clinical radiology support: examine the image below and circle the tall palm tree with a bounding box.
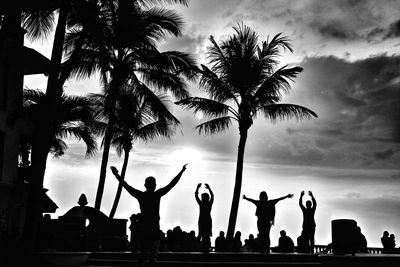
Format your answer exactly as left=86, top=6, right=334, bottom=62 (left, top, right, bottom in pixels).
left=91, top=87, right=178, bottom=218
left=176, top=24, right=317, bottom=239
left=63, top=0, right=197, bottom=210
left=21, top=88, right=97, bottom=164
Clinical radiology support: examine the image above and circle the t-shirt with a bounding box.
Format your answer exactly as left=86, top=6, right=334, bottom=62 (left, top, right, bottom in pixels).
left=255, top=200, right=278, bottom=221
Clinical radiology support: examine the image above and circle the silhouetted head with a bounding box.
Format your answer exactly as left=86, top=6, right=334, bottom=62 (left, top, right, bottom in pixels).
left=145, top=176, right=156, bottom=192
left=306, top=200, right=312, bottom=209
left=280, top=230, right=286, bottom=237
left=201, top=193, right=210, bottom=203
left=78, top=193, right=88, bottom=206
left=219, top=231, right=225, bottom=237
left=259, top=191, right=268, bottom=201
left=249, top=234, right=254, bottom=241
left=383, top=231, right=389, bottom=237
left=390, top=234, right=395, bottom=239
left=234, top=231, right=241, bottom=239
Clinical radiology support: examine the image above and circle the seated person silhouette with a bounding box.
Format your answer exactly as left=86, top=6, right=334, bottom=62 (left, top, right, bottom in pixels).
left=381, top=231, right=390, bottom=253
left=110, top=164, right=187, bottom=265
left=276, top=230, right=295, bottom=253
left=388, top=234, right=396, bottom=253
left=195, top=183, right=214, bottom=252
left=297, top=232, right=311, bottom=253
left=243, top=191, right=293, bottom=252
left=299, top=190, right=317, bottom=250
left=215, top=231, right=226, bottom=252
left=355, top=226, right=368, bottom=253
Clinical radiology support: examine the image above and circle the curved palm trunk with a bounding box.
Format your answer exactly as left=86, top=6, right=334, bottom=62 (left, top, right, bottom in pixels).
left=226, top=129, right=248, bottom=240
left=23, top=5, right=67, bottom=253
left=94, top=71, right=122, bottom=210
left=95, top=126, right=113, bottom=210
left=109, top=148, right=130, bottom=218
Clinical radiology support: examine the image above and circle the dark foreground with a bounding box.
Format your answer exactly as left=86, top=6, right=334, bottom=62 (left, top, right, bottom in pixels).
left=34, top=251, right=400, bottom=267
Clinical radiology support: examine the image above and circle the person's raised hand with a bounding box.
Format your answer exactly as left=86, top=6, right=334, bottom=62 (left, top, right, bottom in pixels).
left=287, top=193, right=294, bottom=198
left=197, top=183, right=202, bottom=189
left=301, top=190, right=305, bottom=196
left=182, top=163, right=188, bottom=171
left=205, top=183, right=210, bottom=189
left=110, top=166, right=119, bottom=176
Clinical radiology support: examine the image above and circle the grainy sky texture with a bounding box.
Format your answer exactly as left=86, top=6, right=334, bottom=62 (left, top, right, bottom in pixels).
left=25, top=0, right=400, bottom=247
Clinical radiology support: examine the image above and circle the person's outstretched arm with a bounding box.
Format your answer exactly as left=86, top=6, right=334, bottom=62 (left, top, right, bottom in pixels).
left=158, top=164, right=188, bottom=196
left=195, top=183, right=201, bottom=204
left=299, top=191, right=306, bottom=211
left=110, top=166, right=140, bottom=198
left=309, top=191, right=317, bottom=210
left=205, top=183, right=214, bottom=205
left=271, top=193, right=294, bottom=204
left=243, top=195, right=257, bottom=205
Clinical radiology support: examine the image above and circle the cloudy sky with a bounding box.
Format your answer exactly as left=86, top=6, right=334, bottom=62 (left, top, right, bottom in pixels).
left=25, top=0, right=400, bottom=247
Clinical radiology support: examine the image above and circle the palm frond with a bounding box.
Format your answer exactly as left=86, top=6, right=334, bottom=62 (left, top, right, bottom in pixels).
left=261, top=103, right=317, bottom=123
left=138, top=0, right=188, bottom=8
left=199, top=64, right=237, bottom=104
left=139, top=69, right=190, bottom=100
left=254, top=65, right=303, bottom=102
left=195, top=116, right=233, bottom=135
left=140, top=7, right=185, bottom=40
left=136, top=120, right=176, bottom=141
left=49, top=138, right=67, bottom=158
left=22, top=9, right=55, bottom=41
left=176, top=97, right=237, bottom=119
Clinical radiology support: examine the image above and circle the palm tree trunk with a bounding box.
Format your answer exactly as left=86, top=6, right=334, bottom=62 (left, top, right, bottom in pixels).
left=226, top=129, right=248, bottom=240
left=94, top=126, right=112, bottom=210
left=109, top=148, right=130, bottom=218
left=94, top=69, right=122, bottom=210
left=22, top=4, right=67, bottom=253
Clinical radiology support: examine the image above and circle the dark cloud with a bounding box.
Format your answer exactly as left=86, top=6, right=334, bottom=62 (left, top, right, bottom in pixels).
left=385, top=19, right=400, bottom=39
left=374, top=149, right=395, bottom=160
left=311, top=21, right=360, bottom=41
left=329, top=195, right=400, bottom=218
left=267, top=54, right=400, bottom=168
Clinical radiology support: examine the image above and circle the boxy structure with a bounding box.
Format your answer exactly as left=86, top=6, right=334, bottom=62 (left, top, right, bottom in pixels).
left=0, top=0, right=57, bottom=247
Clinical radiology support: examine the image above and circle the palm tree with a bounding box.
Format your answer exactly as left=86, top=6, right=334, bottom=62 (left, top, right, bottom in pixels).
left=20, top=88, right=97, bottom=164
left=91, top=87, right=178, bottom=218
left=63, top=0, right=197, bottom=210
left=176, top=24, right=317, bottom=239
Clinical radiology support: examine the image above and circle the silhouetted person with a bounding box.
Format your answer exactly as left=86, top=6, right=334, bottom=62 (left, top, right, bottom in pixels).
left=277, top=230, right=295, bottom=253
left=381, top=231, right=390, bottom=253
left=355, top=226, right=368, bottom=253
left=299, top=190, right=316, bottom=250
left=243, top=191, right=293, bottom=252
left=195, top=183, right=214, bottom=252
left=215, top=231, right=226, bottom=252
left=233, top=231, right=242, bottom=251
left=297, top=232, right=311, bottom=253
left=388, top=234, right=396, bottom=253
left=110, top=164, right=187, bottom=265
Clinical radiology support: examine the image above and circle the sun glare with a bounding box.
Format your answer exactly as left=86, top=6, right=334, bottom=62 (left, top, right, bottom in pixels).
left=169, top=147, right=204, bottom=168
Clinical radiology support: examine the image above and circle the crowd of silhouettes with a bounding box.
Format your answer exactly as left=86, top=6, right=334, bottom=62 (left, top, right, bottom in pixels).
left=52, top=164, right=399, bottom=260
left=36, top=169, right=400, bottom=258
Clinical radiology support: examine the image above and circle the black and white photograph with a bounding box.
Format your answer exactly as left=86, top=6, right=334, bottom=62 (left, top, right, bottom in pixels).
left=0, top=0, right=399, bottom=266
